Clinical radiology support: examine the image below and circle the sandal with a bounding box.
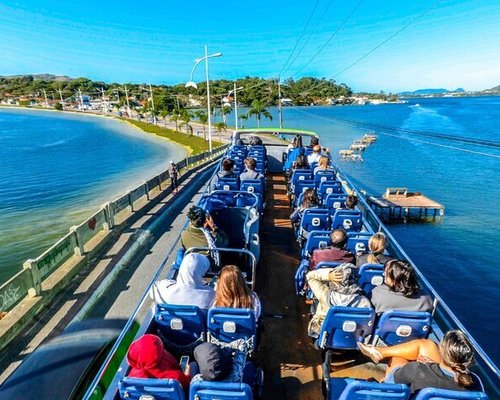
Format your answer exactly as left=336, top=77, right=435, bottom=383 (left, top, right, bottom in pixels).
left=357, top=342, right=383, bottom=364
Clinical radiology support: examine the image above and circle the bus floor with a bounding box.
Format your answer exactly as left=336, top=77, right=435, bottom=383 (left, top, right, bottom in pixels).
left=254, top=173, right=385, bottom=400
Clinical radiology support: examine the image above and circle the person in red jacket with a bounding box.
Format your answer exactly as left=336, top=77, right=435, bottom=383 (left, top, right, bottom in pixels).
left=127, top=334, right=191, bottom=390
left=309, top=229, right=355, bottom=270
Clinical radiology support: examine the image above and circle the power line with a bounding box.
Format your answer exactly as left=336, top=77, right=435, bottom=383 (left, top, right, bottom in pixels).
left=290, top=0, right=365, bottom=79
left=331, top=0, right=443, bottom=79
left=278, top=0, right=321, bottom=79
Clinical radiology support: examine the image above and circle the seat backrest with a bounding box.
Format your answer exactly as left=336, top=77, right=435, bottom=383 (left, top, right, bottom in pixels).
left=374, top=310, right=432, bottom=346
left=299, top=208, right=330, bottom=236
left=240, top=179, right=265, bottom=196
left=325, top=193, right=347, bottom=209
left=119, top=377, right=185, bottom=400
left=332, top=379, right=410, bottom=400
left=346, top=232, right=373, bottom=253
left=413, top=388, right=489, bottom=400
left=214, top=177, right=240, bottom=192
left=318, top=306, right=375, bottom=350
left=293, top=180, right=315, bottom=200
left=154, top=304, right=206, bottom=346
left=331, top=210, right=363, bottom=232
left=291, top=169, right=312, bottom=186
left=318, top=181, right=343, bottom=200
left=358, top=263, right=384, bottom=296
left=301, top=230, right=331, bottom=259
left=189, top=380, right=253, bottom=400
left=314, top=170, right=336, bottom=186
left=207, top=307, right=256, bottom=349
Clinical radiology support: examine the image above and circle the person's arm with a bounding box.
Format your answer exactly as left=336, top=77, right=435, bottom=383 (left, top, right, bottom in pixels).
left=306, top=268, right=342, bottom=305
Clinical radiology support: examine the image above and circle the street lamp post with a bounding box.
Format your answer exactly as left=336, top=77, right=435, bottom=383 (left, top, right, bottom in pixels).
left=228, top=84, right=244, bottom=132
left=185, top=45, right=222, bottom=153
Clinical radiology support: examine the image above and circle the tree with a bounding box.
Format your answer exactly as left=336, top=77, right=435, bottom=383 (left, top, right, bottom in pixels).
left=247, top=99, right=272, bottom=128
left=160, top=110, right=169, bottom=128
left=170, top=112, right=180, bottom=131
left=179, top=109, right=193, bottom=135
left=214, top=121, right=227, bottom=142
left=220, top=104, right=231, bottom=125
left=194, top=110, right=208, bottom=140
left=54, top=102, right=63, bottom=111
left=238, top=114, right=248, bottom=129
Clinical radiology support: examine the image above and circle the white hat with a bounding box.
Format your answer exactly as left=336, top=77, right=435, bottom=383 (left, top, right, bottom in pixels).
left=170, top=160, right=175, bottom=164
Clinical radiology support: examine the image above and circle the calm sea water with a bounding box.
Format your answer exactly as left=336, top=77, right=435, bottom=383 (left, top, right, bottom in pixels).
left=0, top=108, right=186, bottom=284
left=234, top=97, right=500, bottom=364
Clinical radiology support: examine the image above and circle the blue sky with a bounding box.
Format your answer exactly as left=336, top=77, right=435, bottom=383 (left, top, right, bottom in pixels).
left=0, top=0, right=499, bottom=92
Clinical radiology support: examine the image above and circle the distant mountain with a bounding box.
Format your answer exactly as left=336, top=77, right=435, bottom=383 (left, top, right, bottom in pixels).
left=0, top=74, right=73, bottom=82
left=481, top=85, right=500, bottom=94
left=399, top=88, right=465, bottom=96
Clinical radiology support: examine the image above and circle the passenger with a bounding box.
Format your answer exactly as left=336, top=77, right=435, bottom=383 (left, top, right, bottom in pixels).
left=210, top=158, right=237, bottom=191
left=212, top=265, right=261, bottom=320
left=309, top=229, right=355, bottom=269
left=287, top=134, right=303, bottom=150
left=292, top=154, right=309, bottom=170
left=344, top=194, right=358, bottom=210
left=308, top=136, right=320, bottom=148
left=290, top=188, right=319, bottom=226
left=150, top=253, right=215, bottom=309
left=306, top=263, right=371, bottom=338
left=307, top=144, right=322, bottom=165
left=239, top=157, right=264, bottom=181
left=235, top=138, right=245, bottom=146
left=181, top=206, right=229, bottom=262
left=370, top=259, right=433, bottom=314
left=248, top=135, right=263, bottom=146
left=356, top=232, right=393, bottom=266
left=313, top=155, right=334, bottom=175
left=358, top=330, right=481, bottom=394
left=284, top=135, right=304, bottom=172
left=127, top=334, right=191, bottom=390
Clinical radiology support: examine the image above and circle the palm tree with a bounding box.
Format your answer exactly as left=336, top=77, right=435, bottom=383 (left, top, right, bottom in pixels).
left=247, top=99, right=272, bottom=128
left=194, top=110, right=208, bottom=140
left=238, top=114, right=248, bottom=129
left=214, top=121, right=227, bottom=142
left=170, top=112, right=180, bottom=131
left=160, top=110, right=169, bottom=128
left=179, top=109, right=193, bottom=135
left=220, top=104, right=231, bottom=125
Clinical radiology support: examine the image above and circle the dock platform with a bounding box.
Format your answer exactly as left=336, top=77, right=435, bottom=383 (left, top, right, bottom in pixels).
left=367, top=187, right=444, bottom=222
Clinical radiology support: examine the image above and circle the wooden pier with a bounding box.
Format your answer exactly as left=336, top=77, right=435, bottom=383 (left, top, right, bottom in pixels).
left=367, top=187, right=444, bottom=223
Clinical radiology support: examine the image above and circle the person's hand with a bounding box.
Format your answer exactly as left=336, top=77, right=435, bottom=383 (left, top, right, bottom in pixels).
left=328, top=269, right=343, bottom=283
left=183, top=363, right=191, bottom=376
left=205, top=214, right=216, bottom=231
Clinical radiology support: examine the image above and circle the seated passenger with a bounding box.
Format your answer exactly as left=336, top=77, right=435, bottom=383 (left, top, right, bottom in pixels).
left=309, top=229, right=355, bottom=269
left=358, top=330, right=481, bottom=394
left=370, top=259, right=433, bottom=314
left=181, top=206, right=229, bottom=263
left=292, top=154, right=309, bottom=170
left=150, top=253, right=215, bottom=309
left=239, top=157, right=264, bottom=181
left=212, top=265, right=261, bottom=320
left=356, top=232, right=393, bottom=266
left=313, top=155, right=334, bottom=175
left=127, top=334, right=191, bottom=390
left=308, top=136, right=320, bottom=148
left=248, top=135, right=263, bottom=146
left=290, top=188, right=319, bottom=226
left=287, top=134, right=303, bottom=151
left=307, top=144, right=322, bottom=165
left=306, top=263, right=371, bottom=338
left=211, top=159, right=237, bottom=191
left=344, top=194, right=358, bottom=210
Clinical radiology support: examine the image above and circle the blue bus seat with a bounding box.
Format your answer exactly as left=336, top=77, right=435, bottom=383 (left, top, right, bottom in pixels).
left=331, top=210, right=363, bottom=232
left=318, top=306, right=375, bottom=350
left=154, top=304, right=206, bottom=347
left=314, top=170, right=336, bottom=187
left=298, top=209, right=330, bottom=240
left=119, top=377, right=185, bottom=400
left=324, top=193, right=347, bottom=209
left=283, top=147, right=304, bottom=171
left=240, top=179, right=265, bottom=196
left=305, top=147, right=314, bottom=157
left=346, top=232, right=373, bottom=254
left=327, top=378, right=410, bottom=400
left=290, top=169, right=312, bottom=188
left=358, top=263, right=384, bottom=296
left=293, top=180, right=315, bottom=206
left=214, top=177, right=240, bottom=192
left=207, top=308, right=256, bottom=350
left=294, top=259, right=310, bottom=295
left=373, top=310, right=432, bottom=346
left=318, top=181, right=343, bottom=201
left=413, top=388, right=489, bottom=400
left=189, top=381, right=253, bottom=400
left=301, top=230, right=331, bottom=259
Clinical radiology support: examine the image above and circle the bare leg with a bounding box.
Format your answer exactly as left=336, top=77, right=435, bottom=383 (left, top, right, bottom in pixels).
left=385, top=356, right=410, bottom=376
left=378, top=339, right=442, bottom=363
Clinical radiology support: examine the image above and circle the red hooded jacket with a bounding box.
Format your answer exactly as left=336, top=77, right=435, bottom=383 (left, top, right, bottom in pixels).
left=127, top=334, right=191, bottom=390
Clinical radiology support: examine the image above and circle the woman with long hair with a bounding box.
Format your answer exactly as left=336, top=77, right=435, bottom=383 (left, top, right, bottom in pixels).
left=290, top=188, right=319, bottom=226
left=370, top=259, right=433, bottom=314
left=213, top=265, right=261, bottom=319
left=356, top=232, right=393, bottom=266
left=358, top=330, right=481, bottom=394
left=292, top=154, right=309, bottom=170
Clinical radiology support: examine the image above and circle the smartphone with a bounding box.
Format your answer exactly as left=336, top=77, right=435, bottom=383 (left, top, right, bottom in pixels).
left=179, top=355, right=189, bottom=372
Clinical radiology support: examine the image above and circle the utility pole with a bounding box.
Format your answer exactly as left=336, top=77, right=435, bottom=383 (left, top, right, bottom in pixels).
left=42, top=89, right=49, bottom=108
left=99, top=87, right=108, bottom=114
left=149, top=84, right=156, bottom=124
left=234, top=82, right=238, bottom=130
left=123, top=86, right=131, bottom=117
left=78, top=89, right=84, bottom=110
left=56, top=88, right=65, bottom=110
left=278, top=79, right=283, bottom=129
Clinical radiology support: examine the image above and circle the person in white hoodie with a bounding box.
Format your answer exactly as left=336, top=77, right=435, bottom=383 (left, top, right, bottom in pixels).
left=150, top=253, right=215, bottom=310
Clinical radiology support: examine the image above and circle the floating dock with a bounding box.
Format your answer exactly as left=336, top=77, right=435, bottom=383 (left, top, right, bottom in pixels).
left=367, top=187, right=444, bottom=222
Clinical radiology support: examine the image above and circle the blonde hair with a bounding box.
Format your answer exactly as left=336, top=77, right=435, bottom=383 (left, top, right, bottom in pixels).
left=214, top=265, right=253, bottom=309
left=440, top=330, right=475, bottom=388
left=367, top=232, right=387, bottom=264
left=317, top=156, right=329, bottom=169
